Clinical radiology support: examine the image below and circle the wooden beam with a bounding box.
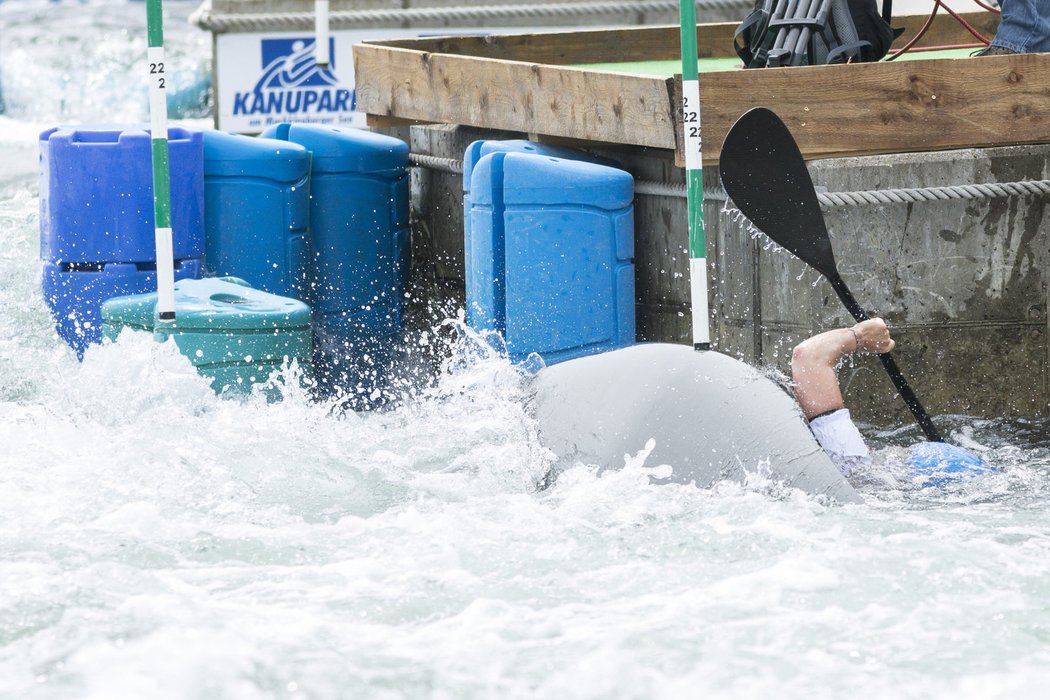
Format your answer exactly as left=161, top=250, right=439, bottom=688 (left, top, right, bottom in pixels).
left=353, top=15, right=1042, bottom=165
left=353, top=43, right=677, bottom=150
left=369, top=26, right=685, bottom=64
left=365, top=114, right=433, bottom=129
left=362, top=12, right=1000, bottom=62
left=698, top=52, right=1050, bottom=163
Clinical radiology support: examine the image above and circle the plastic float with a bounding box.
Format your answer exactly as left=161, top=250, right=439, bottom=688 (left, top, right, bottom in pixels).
left=202, top=130, right=312, bottom=301
left=531, top=343, right=865, bottom=503
left=461, top=139, right=619, bottom=199
left=38, top=120, right=411, bottom=400
left=465, top=151, right=636, bottom=365
left=102, top=277, right=311, bottom=395
left=39, top=125, right=204, bottom=358
left=461, top=139, right=612, bottom=291
left=262, top=123, right=409, bottom=400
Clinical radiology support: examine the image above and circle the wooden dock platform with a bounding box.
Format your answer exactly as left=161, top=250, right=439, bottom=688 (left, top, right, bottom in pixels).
left=352, top=12, right=1050, bottom=163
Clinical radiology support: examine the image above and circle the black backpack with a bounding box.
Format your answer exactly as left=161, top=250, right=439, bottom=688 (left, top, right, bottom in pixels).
left=734, top=0, right=904, bottom=68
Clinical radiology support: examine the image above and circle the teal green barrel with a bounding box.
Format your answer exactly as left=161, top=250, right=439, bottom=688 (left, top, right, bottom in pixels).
left=101, top=277, right=312, bottom=395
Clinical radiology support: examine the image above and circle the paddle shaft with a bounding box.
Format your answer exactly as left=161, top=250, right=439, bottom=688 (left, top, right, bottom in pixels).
left=827, top=273, right=943, bottom=442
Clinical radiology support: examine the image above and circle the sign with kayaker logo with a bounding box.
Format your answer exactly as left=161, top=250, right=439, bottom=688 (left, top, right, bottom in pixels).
left=216, top=28, right=544, bottom=133
left=258, top=38, right=341, bottom=89
left=217, top=31, right=360, bottom=133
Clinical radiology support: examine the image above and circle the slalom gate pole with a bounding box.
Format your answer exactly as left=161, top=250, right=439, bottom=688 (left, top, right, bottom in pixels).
left=146, top=0, right=177, bottom=326
left=678, top=0, right=710, bottom=351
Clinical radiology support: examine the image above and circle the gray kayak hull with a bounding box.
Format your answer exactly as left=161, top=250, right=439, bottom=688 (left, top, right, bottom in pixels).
left=530, top=343, right=863, bottom=504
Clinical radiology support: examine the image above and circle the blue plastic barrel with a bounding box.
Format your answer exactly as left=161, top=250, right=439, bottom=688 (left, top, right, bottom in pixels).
left=467, top=152, right=636, bottom=365
left=462, top=139, right=619, bottom=197
left=39, top=124, right=204, bottom=358
left=202, top=131, right=311, bottom=302
left=40, top=125, right=204, bottom=264
left=42, top=260, right=203, bottom=359
left=102, top=277, right=312, bottom=398
left=261, top=123, right=409, bottom=399
left=462, top=140, right=620, bottom=335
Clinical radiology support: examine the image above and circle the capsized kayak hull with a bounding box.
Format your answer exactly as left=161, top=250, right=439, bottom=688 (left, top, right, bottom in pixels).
left=531, top=343, right=863, bottom=504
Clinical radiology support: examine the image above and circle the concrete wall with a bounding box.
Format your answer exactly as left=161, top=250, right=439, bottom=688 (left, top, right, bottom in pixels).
left=722, top=147, right=1050, bottom=424
left=397, top=122, right=1050, bottom=425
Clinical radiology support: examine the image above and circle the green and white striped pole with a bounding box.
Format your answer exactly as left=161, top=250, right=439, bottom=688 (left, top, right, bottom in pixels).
left=678, top=0, right=709, bottom=351
left=146, top=0, right=176, bottom=325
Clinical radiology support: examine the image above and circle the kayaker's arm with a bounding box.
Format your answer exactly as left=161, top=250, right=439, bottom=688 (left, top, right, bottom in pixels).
left=792, top=319, right=895, bottom=476
left=791, top=318, right=895, bottom=420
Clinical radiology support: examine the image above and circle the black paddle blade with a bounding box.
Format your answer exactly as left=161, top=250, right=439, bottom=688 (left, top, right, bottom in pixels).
left=720, top=107, right=838, bottom=281
left=720, top=108, right=944, bottom=443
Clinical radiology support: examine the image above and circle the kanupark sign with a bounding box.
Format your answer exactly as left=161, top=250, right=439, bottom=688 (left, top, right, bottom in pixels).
left=216, top=28, right=537, bottom=133
left=217, top=30, right=363, bottom=132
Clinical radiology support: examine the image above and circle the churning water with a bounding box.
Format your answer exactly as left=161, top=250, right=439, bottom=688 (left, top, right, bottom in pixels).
left=1, top=2, right=1049, bottom=698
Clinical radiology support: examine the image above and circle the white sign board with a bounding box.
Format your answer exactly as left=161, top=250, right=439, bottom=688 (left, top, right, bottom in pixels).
left=216, top=28, right=541, bottom=133
left=217, top=31, right=364, bottom=132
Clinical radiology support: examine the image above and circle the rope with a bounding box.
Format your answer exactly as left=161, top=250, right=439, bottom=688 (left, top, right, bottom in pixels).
left=408, top=153, right=1050, bottom=207
left=635, top=180, right=688, bottom=197
left=817, top=180, right=1050, bottom=207
left=410, top=153, right=463, bottom=174
left=193, top=0, right=748, bottom=32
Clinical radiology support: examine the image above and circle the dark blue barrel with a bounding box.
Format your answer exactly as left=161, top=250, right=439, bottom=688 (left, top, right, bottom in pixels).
left=261, top=123, right=409, bottom=400
left=467, top=152, right=635, bottom=365
left=39, top=125, right=204, bottom=358
left=203, top=131, right=311, bottom=302
left=42, top=260, right=203, bottom=358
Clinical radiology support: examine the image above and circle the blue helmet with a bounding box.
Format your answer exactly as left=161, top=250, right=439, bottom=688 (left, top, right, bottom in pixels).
left=909, top=442, right=994, bottom=487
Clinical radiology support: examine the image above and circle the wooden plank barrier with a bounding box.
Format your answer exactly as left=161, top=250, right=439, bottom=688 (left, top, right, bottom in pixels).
left=353, top=12, right=1050, bottom=163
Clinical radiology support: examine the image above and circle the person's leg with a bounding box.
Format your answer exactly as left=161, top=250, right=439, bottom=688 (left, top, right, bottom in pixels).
left=988, top=0, right=1050, bottom=54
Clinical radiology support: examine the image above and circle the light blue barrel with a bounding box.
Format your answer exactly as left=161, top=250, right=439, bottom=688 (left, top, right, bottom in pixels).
left=468, top=152, right=636, bottom=365
left=261, top=123, right=409, bottom=401
left=203, top=130, right=311, bottom=303
left=462, top=142, right=621, bottom=343
left=462, top=139, right=619, bottom=198
left=39, top=124, right=204, bottom=358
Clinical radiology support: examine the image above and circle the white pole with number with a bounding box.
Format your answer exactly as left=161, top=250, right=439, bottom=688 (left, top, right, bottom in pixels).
left=315, top=0, right=330, bottom=67
left=146, top=0, right=176, bottom=325
left=678, top=0, right=709, bottom=350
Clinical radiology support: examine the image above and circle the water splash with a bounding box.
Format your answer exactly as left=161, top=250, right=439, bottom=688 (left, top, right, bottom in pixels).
left=2, top=4, right=1050, bottom=698
left=0, top=0, right=210, bottom=124
left=721, top=199, right=784, bottom=254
